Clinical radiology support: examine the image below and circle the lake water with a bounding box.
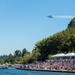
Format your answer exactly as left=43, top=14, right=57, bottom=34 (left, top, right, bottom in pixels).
left=0, top=68, right=75, bottom=75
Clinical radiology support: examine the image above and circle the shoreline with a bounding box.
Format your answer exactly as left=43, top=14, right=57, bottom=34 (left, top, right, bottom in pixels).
left=16, top=68, right=75, bottom=73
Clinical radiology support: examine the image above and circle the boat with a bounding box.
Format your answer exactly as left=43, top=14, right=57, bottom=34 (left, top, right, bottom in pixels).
left=0, top=63, right=8, bottom=69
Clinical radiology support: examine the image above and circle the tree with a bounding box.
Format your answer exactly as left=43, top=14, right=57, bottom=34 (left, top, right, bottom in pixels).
left=23, top=54, right=32, bottom=64
left=32, top=49, right=41, bottom=61
left=68, top=17, right=75, bottom=28
left=8, top=53, right=13, bottom=59
left=22, top=48, right=29, bottom=56
left=0, top=59, right=4, bottom=65
left=33, top=18, right=75, bottom=61
left=14, top=50, right=22, bottom=57
left=14, top=56, right=23, bottom=64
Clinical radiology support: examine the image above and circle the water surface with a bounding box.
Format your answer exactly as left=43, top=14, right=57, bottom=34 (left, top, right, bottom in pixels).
left=0, top=68, right=75, bottom=75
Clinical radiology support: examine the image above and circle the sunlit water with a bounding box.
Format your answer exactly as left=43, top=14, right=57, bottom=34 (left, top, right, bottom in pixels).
left=0, top=68, right=75, bottom=75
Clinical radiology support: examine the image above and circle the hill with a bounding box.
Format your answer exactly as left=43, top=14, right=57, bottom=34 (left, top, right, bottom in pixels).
left=33, top=18, right=75, bottom=61
left=68, top=18, right=75, bottom=28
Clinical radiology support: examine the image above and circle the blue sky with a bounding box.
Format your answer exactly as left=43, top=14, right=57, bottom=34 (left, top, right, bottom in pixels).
left=0, top=0, right=75, bottom=55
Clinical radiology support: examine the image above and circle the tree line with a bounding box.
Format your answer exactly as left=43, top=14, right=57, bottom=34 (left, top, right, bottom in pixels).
left=0, top=18, right=75, bottom=64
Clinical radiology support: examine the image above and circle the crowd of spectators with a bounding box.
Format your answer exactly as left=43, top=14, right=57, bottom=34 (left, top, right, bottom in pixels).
left=16, top=58, right=75, bottom=72
left=29, top=59, right=75, bottom=71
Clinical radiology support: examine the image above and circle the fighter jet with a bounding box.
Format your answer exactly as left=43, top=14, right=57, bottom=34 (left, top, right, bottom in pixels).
left=47, top=15, right=53, bottom=18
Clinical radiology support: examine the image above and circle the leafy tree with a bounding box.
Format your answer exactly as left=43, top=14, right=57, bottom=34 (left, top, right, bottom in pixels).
left=8, top=53, right=13, bottom=59
left=62, top=35, right=75, bottom=53
left=68, top=17, right=75, bottom=28
left=32, top=49, right=41, bottom=61
left=22, top=48, right=30, bottom=56
left=23, top=54, right=32, bottom=64
left=14, top=50, right=22, bottom=57
left=33, top=18, right=75, bottom=61
left=0, top=59, right=4, bottom=65
left=14, top=56, right=23, bottom=64
left=0, top=55, right=8, bottom=61
left=6, top=53, right=14, bottom=64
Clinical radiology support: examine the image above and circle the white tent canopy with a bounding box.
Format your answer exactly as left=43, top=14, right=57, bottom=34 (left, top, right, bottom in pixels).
left=64, top=53, right=75, bottom=57
left=51, top=53, right=65, bottom=57
left=51, top=53, right=75, bottom=58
